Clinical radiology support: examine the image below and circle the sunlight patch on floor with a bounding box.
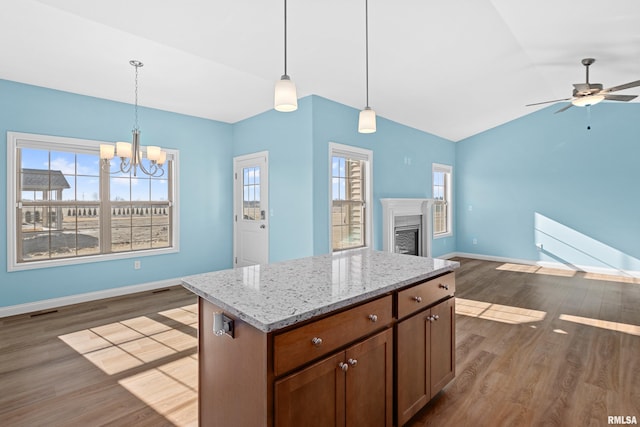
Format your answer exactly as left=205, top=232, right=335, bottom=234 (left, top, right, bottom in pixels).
left=456, top=297, right=547, bottom=324
left=57, top=304, right=198, bottom=425
left=59, top=307, right=196, bottom=375
left=559, top=314, right=640, bottom=336
left=118, top=356, right=198, bottom=427
left=496, top=263, right=576, bottom=277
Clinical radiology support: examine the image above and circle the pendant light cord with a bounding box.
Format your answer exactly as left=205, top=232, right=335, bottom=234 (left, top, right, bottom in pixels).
left=284, top=0, right=288, bottom=76
left=365, top=0, right=369, bottom=108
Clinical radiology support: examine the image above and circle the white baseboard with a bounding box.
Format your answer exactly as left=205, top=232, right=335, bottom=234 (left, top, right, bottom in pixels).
left=446, top=252, right=640, bottom=279
left=0, top=278, right=183, bottom=318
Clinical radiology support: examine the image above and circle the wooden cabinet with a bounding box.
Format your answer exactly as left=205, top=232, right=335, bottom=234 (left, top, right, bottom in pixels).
left=275, top=323, right=393, bottom=427
left=197, top=272, right=455, bottom=427
left=396, top=286, right=455, bottom=426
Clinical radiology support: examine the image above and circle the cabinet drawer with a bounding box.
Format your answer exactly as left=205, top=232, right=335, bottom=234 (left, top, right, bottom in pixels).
left=274, top=295, right=392, bottom=376
left=397, top=272, right=455, bottom=319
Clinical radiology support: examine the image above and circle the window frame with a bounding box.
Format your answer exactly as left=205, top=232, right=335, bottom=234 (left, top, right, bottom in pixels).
left=328, top=142, right=373, bottom=252
left=7, top=131, right=180, bottom=272
left=432, top=163, right=453, bottom=239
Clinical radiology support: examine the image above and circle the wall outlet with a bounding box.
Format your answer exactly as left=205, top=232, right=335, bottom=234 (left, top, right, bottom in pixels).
left=472, top=238, right=478, bottom=245
left=134, top=260, right=141, bottom=270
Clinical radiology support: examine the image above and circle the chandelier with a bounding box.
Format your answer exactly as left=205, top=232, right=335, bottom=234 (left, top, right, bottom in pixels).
left=100, top=60, right=166, bottom=177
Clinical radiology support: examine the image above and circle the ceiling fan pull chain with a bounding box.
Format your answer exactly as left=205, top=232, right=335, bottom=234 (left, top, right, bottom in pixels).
left=586, top=105, right=592, bottom=130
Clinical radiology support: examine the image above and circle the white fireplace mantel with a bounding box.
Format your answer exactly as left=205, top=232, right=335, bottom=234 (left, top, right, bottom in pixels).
left=380, top=198, right=435, bottom=257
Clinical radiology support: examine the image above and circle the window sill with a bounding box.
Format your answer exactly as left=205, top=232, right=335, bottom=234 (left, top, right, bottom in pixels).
left=8, top=246, right=179, bottom=272
left=433, top=232, right=453, bottom=240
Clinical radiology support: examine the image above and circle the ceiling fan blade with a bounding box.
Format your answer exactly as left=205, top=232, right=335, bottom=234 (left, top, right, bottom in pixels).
left=525, top=98, right=571, bottom=107
left=603, top=94, right=637, bottom=102
left=554, top=103, right=573, bottom=114
left=602, top=79, right=640, bottom=93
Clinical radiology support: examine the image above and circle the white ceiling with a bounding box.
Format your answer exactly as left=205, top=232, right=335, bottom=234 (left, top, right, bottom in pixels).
left=1, top=0, right=639, bottom=141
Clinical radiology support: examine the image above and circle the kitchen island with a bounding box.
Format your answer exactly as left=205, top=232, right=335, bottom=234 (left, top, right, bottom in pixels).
left=182, top=249, right=459, bottom=426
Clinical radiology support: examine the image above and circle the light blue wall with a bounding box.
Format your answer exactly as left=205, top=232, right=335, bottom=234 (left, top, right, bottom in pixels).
left=232, top=97, right=314, bottom=262
left=456, top=103, right=640, bottom=273
left=0, top=80, right=234, bottom=307
left=310, top=96, right=456, bottom=257
left=231, top=95, right=457, bottom=262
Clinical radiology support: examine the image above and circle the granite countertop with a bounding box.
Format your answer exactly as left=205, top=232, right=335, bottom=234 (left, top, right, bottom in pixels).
left=181, top=249, right=459, bottom=333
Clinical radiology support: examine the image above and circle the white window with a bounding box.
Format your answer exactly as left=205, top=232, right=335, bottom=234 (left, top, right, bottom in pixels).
left=329, top=143, right=373, bottom=252
left=7, top=132, right=179, bottom=271
left=432, top=163, right=452, bottom=238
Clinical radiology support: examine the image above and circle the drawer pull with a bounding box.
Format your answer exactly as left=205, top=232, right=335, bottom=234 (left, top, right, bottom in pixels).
left=433, top=314, right=440, bottom=321
left=439, top=283, right=449, bottom=290
left=339, top=362, right=349, bottom=372
left=368, top=314, right=378, bottom=323
left=412, top=296, right=423, bottom=303
left=348, top=358, right=358, bottom=367
left=311, top=337, right=323, bottom=347
left=428, top=315, right=435, bottom=322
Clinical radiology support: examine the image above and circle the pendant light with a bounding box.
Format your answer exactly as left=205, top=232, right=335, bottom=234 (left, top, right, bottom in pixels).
left=358, top=0, right=376, bottom=133
left=274, top=0, right=298, bottom=112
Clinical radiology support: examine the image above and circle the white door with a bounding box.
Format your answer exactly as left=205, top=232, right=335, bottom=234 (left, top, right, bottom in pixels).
left=234, top=152, right=269, bottom=267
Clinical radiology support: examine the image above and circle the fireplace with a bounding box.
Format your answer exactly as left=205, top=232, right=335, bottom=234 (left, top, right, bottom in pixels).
left=381, top=198, right=435, bottom=257
left=395, top=225, right=420, bottom=255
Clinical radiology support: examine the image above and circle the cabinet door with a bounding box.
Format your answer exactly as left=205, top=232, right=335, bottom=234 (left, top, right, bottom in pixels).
left=345, top=328, right=393, bottom=427
left=396, top=309, right=431, bottom=426
left=275, top=352, right=346, bottom=427
left=430, top=297, right=455, bottom=397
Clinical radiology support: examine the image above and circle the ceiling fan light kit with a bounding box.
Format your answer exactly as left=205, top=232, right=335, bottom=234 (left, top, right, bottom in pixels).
left=571, top=94, right=604, bottom=107
left=526, top=58, right=640, bottom=114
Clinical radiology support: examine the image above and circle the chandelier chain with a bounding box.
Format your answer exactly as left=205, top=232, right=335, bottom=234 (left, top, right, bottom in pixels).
left=134, top=63, right=139, bottom=131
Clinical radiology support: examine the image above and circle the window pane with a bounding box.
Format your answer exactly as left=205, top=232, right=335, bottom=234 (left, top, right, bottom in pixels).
left=111, top=177, right=131, bottom=201
left=151, top=179, right=168, bottom=201
left=20, top=205, right=100, bottom=261
left=433, top=166, right=451, bottom=235
left=132, top=226, right=152, bottom=250
left=243, top=166, right=261, bottom=221
left=12, top=134, right=176, bottom=267
left=76, top=176, right=99, bottom=201
left=152, top=224, right=170, bottom=248
left=331, top=154, right=367, bottom=251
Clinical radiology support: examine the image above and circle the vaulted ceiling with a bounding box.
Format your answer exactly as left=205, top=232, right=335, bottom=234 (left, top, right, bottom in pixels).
left=2, top=0, right=639, bottom=141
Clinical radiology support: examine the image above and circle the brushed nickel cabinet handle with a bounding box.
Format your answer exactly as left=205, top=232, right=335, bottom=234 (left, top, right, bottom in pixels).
left=339, top=362, right=349, bottom=372
left=368, top=314, right=378, bottom=323
left=311, top=337, right=323, bottom=347
left=348, top=358, right=358, bottom=367
left=412, top=296, right=423, bottom=303
left=439, top=284, right=449, bottom=290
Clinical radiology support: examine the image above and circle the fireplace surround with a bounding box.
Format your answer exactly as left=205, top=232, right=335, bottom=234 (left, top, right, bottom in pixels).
left=380, top=198, right=435, bottom=257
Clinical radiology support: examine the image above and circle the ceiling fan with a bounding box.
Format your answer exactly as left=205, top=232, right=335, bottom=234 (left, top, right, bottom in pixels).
left=526, top=58, right=640, bottom=113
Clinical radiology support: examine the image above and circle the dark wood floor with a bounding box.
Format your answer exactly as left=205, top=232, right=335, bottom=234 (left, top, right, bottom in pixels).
left=408, top=258, right=640, bottom=427
left=0, top=287, right=199, bottom=426
left=1, top=258, right=639, bottom=426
